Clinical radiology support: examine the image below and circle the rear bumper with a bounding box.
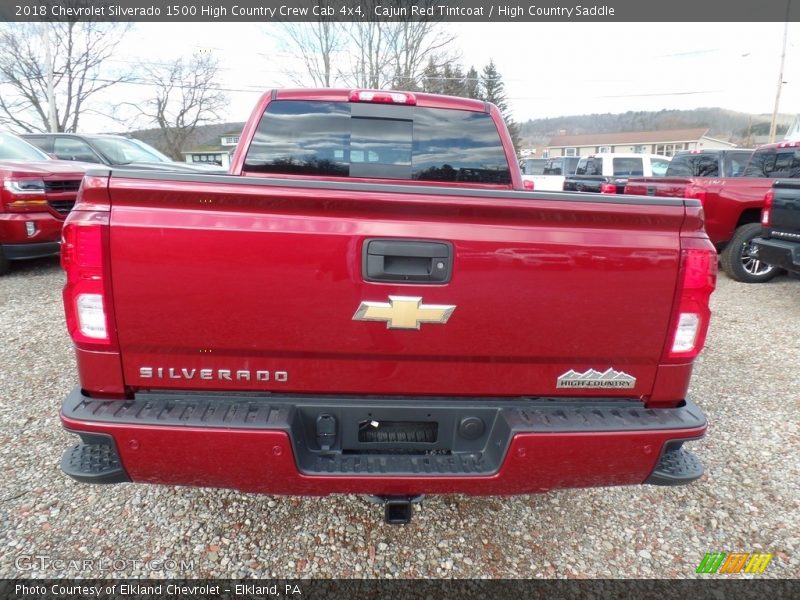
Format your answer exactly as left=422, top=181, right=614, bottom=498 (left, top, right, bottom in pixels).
left=0, top=212, right=64, bottom=248
left=60, top=388, right=707, bottom=496
left=752, top=236, right=800, bottom=274
left=1, top=241, right=60, bottom=260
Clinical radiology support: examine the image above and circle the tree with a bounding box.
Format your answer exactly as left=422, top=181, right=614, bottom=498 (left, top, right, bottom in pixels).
left=480, top=60, right=520, bottom=151
left=129, top=54, right=228, bottom=160
left=421, top=58, right=444, bottom=94
left=275, top=9, right=343, bottom=87
left=0, top=21, right=130, bottom=132
left=480, top=60, right=508, bottom=110
left=463, top=66, right=481, bottom=100
left=423, top=62, right=480, bottom=99
left=275, top=6, right=456, bottom=91
left=440, top=64, right=465, bottom=97
left=388, top=16, right=455, bottom=90
left=341, top=13, right=393, bottom=88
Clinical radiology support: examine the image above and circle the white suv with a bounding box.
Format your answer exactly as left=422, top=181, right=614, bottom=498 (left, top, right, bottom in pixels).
left=564, top=153, right=671, bottom=194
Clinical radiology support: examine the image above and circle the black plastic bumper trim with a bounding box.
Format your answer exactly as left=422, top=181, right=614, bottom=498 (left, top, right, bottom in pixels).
left=645, top=440, right=705, bottom=486
left=60, top=431, right=130, bottom=485
left=753, top=237, right=800, bottom=274
left=62, top=389, right=707, bottom=431
left=1, top=241, right=60, bottom=260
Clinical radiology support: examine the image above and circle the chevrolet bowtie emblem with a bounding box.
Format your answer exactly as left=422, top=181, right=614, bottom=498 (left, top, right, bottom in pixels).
left=353, top=296, right=456, bottom=330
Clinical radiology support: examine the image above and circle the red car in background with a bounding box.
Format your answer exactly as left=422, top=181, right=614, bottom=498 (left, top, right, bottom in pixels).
left=625, top=143, right=800, bottom=283
left=0, top=132, right=88, bottom=275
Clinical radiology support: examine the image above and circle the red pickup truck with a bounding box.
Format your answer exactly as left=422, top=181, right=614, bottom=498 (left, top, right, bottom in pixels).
left=625, top=143, right=800, bottom=283
left=59, top=89, right=716, bottom=524
left=0, top=132, right=85, bottom=275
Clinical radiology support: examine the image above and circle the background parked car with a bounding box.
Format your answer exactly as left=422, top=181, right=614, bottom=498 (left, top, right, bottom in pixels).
left=519, top=158, right=547, bottom=189
left=519, top=158, right=547, bottom=175
left=523, top=156, right=581, bottom=191
left=625, top=142, right=798, bottom=283
left=563, top=153, right=671, bottom=194
left=0, top=132, right=89, bottom=275
left=22, top=133, right=224, bottom=173
left=661, top=149, right=754, bottom=178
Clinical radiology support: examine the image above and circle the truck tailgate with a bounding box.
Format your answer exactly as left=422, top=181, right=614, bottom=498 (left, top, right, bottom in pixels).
left=771, top=181, right=800, bottom=234
left=625, top=177, right=694, bottom=197
left=107, top=174, right=686, bottom=398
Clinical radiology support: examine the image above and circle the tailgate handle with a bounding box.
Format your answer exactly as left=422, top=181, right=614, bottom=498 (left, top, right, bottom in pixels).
left=364, top=239, right=453, bottom=283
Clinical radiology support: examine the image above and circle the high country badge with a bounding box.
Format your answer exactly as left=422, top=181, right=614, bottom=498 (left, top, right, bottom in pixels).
left=556, top=368, right=636, bottom=389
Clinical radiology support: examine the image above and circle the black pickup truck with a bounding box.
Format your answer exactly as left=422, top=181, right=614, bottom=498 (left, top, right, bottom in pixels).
left=753, top=180, right=800, bottom=275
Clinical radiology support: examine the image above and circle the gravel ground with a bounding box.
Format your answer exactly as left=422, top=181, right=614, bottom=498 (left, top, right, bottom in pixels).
left=0, top=257, right=798, bottom=579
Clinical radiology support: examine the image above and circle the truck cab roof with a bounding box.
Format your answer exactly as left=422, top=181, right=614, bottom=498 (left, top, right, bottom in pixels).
left=583, top=152, right=668, bottom=160
left=755, top=139, right=800, bottom=151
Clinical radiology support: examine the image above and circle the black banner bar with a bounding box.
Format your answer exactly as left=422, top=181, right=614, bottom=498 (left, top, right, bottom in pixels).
left=1, top=0, right=799, bottom=23
left=2, top=579, right=800, bottom=600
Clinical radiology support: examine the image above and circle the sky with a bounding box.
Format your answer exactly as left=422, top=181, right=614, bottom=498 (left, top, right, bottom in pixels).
left=87, top=21, right=799, bottom=132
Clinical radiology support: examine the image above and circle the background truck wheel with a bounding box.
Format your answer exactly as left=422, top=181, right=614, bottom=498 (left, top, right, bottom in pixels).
left=720, top=222, right=780, bottom=283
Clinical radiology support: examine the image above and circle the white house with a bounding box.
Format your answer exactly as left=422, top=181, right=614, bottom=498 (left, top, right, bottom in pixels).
left=182, top=131, right=241, bottom=169
left=546, top=128, right=736, bottom=158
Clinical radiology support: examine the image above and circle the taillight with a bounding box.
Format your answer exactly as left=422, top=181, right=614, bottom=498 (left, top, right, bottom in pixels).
left=600, top=182, right=617, bottom=194
left=1, top=178, right=48, bottom=212
left=523, top=180, right=534, bottom=190
left=665, top=238, right=717, bottom=361
left=761, top=189, right=774, bottom=227
left=349, top=90, right=416, bottom=105
left=61, top=175, right=115, bottom=349
left=62, top=211, right=114, bottom=347
left=684, top=185, right=707, bottom=205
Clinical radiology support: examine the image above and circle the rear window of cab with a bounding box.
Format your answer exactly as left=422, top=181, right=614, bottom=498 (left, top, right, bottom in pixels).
left=243, top=100, right=511, bottom=184
left=574, top=156, right=645, bottom=176
left=668, top=154, right=720, bottom=177
left=744, top=148, right=800, bottom=178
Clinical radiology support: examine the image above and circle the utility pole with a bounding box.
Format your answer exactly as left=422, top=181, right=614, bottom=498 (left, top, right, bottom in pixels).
left=769, top=0, right=791, bottom=143
left=43, top=23, right=58, bottom=132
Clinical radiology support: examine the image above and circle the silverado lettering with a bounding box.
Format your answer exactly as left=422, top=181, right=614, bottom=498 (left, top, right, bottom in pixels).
left=58, top=89, right=717, bottom=524
left=139, top=367, right=288, bottom=382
